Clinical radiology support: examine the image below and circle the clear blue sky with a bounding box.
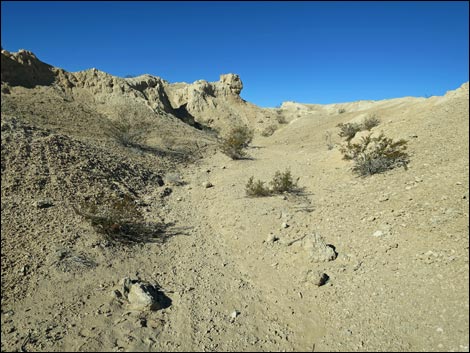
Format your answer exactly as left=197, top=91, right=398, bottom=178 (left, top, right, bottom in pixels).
left=1, top=1, right=469, bottom=107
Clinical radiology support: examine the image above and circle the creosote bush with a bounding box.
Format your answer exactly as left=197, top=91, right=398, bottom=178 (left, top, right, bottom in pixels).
left=270, top=169, right=299, bottom=193
left=339, top=132, right=409, bottom=176
left=245, top=177, right=271, bottom=197
left=220, top=125, right=254, bottom=159
left=337, top=122, right=362, bottom=141
left=336, top=114, right=381, bottom=142
left=246, top=169, right=300, bottom=197
left=362, top=114, right=381, bottom=131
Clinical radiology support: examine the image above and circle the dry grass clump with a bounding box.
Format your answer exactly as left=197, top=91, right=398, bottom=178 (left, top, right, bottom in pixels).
left=246, top=169, right=300, bottom=197
left=340, top=133, right=409, bottom=176
left=73, top=194, right=165, bottom=245
left=105, top=116, right=149, bottom=148
left=220, top=125, right=254, bottom=159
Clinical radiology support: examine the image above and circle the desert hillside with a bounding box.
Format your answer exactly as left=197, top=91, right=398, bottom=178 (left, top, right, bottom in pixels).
left=1, top=49, right=469, bottom=352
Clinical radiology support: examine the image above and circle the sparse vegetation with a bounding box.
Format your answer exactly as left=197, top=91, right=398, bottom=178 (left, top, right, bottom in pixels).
left=336, top=115, right=381, bottom=142
left=337, top=122, right=362, bottom=141
left=324, top=131, right=334, bottom=150
left=338, top=108, right=346, bottom=114
left=245, top=176, right=271, bottom=197
left=362, top=114, right=381, bottom=131
left=339, top=132, right=410, bottom=176
left=105, top=116, right=149, bottom=148
left=220, top=125, right=254, bottom=159
left=73, top=194, right=166, bottom=244
left=246, top=169, right=300, bottom=197
left=276, top=113, right=288, bottom=124
left=261, top=124, right=278, bottom=137
left=269, top=169, right=299, bottom=193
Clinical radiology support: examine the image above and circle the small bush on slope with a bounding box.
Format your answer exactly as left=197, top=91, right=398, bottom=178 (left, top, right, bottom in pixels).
left=340, top=132, right=409, bottom=176
left=362, top=114, right=381, bottom=131
left=337, top=122, right=362, bottom=141
left=220, top=125, right=254, bottom=159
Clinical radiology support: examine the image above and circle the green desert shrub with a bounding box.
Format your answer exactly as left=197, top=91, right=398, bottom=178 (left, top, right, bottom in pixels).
left=362, top=114, right=381, bottom=131
left=246, top=169, right=300, bottom=197
left=337, top=122, right=362, bottom=141
left=220, top=125, right=254, bottom=159
left=269, top=169, right=299, bottom=193
left=245, top=177, right=271, bottom=197
left=340, top=133, right=410, bottom=176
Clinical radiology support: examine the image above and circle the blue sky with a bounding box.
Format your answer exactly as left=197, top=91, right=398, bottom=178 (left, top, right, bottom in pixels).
left=1, top=1, right=468, bottom=107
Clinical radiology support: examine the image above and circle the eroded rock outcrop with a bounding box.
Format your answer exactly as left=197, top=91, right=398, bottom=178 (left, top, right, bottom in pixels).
left=1, top=49, right=281, bottom=133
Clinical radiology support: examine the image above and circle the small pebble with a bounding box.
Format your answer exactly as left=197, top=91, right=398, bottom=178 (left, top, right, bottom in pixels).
left=372, top=230, right=384, bottom=237
left=202, top=181, right=213, bottom=188
left=230, top=310, right=240, bottom=319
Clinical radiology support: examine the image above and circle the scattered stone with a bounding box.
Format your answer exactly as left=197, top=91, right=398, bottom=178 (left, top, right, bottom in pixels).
left=230, top=310, right=240, bottom=319
left=127, top=282, right=161, bottom=311
left=35, top=198, right=54, bottom=209
left=202, top=181, right=213, bottom=188
left=139, top=318, right=148, bottom=327
left=372, top=230, right=384, bottom=237
left=281, top=222, right=289, bottom=229
left=379, top=194, right=389, bottom=202
left=2, top=310, right=14, bottom=318
left=160, top=187, right=172, bottom=197
left=306, top=270, right=329, bottom=286
left=266, top=233, right=279, bottom=243
left=111, top=289, right=123, bottom=299
left=302, top=233, right=337, bottom=262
